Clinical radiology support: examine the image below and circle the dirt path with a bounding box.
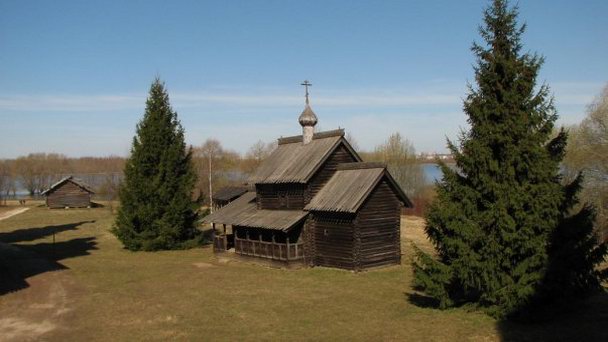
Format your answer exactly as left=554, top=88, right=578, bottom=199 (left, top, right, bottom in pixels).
left=0, top=208, right=30, bottom=221
left=0, top=242, right=79, bottom=342
left=0, top=207, right=77, bottom=342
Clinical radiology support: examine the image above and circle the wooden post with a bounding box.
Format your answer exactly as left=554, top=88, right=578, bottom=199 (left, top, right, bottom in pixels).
left=354, top=218, right=361, bottom=272
left=250, top=231, right=256, bottom=256
left=286, top=237, right=290, bottom=263
left=236, top=235, right=240, bottom=255
left=213, top=223, right=217, bottom=250
left=272, top=233, right=276, bottom=260
left=223, top=224, right=227, bottom=250
left=259, top=233, right=263, bottom=257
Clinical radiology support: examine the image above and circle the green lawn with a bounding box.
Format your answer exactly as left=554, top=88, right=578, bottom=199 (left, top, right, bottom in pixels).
left=0, top=206, right=606, bottom=341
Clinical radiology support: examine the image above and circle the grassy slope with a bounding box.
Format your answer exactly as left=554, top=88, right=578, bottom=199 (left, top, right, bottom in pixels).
left=0, top=207, right=606, bottom=341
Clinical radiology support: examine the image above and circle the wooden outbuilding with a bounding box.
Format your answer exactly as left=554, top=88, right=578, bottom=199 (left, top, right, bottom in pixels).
left=41, top=176, right=94, bottom=209
left=203, top=85, right=412, bottom=271
left=212, top=186, right=248, bottom=210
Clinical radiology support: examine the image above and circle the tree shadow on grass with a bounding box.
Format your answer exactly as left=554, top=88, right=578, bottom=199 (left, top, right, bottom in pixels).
left=497, top=290, right=608, bottom=341
left=406, top=285, right=608, bottom=341
left=0, top=221, right=95, bottom=243
left=406, top=291, right=441, bottom=308
left=0, top=221, right=97, bottom=296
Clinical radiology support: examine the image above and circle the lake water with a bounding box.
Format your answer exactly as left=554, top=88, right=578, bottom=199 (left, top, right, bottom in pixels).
left=422, top=163, right=444, bottom=183
left=5, top=164, right=448, bottom=199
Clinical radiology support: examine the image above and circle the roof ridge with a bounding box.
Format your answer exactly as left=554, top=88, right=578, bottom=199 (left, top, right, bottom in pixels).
left=337, top=162, right=386, bottom=170
left=277, top=128, right=345, bottom=145
left=41, top=175, right=95, bottom=195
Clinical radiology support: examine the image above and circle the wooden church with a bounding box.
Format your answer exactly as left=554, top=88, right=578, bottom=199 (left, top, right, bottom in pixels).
left=203, top=82, right=412, bottom=271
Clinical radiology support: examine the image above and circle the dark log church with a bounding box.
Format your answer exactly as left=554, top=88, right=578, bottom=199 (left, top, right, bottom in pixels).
left=203, top=82, right=412, bottom=271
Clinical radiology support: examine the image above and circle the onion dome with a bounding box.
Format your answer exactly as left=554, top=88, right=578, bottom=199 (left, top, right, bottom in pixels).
left=299, top=104, right=318, bottom=127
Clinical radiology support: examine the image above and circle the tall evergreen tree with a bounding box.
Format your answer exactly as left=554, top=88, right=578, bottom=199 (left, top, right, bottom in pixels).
left=413, top=0, right=607, bottom=318
left=114, top=79, right=201, bottom=251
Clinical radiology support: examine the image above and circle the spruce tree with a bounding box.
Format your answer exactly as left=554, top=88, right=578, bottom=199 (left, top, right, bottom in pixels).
left=113, top=78, right=201, bottom=251
left=413, top=0, right=607, bottom=318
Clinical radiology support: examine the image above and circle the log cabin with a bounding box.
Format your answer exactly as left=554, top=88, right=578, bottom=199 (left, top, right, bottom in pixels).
left=203, top=84, right=412, bottom=271
left=42, top=176, right=94, bottom=209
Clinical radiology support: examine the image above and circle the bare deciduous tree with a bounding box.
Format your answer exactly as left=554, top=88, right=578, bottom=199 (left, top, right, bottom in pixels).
left=367, top=132, right=426, bottom=197
left=14, top=154, right=42, bottom=195
left=0, top=160, right=13, bottom=205
left=198, top=139, right=223, bottom=213
left=345, top=132, right=360, bottom=152
left=564, top=84, right=608, bottom=239
left=242, top=140, right=276, bottom=175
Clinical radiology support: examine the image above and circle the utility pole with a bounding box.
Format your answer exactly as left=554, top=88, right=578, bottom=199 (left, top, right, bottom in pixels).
left=208, top=152, right=213, bottom=214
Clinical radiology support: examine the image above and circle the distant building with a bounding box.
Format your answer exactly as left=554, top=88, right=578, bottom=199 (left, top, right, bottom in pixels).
left=41, top=176, right=94, bottom=209
left=418, top=152, right=453, bottom=162
left=203, top=83, right=413, bottom=271
left=212, top=186, right=248, bottom=211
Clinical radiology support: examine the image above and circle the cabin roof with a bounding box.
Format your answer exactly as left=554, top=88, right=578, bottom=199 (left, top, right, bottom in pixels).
left=212, top=186, right=248, bottom=202
left=304, top=162, right=413, bottom=213
left=202, top=192, right=308, bottom=231
left=41, top=176, right=95, bottom=195
left=248, top=129, right=361, bottom=184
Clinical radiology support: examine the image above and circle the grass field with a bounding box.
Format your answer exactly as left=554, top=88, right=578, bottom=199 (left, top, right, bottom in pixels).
left=0, top=206, right=606, bottom=341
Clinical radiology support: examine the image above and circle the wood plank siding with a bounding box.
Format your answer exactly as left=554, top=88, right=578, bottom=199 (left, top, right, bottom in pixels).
left=310, top=212, right=357, bottom=270
left=355, top=180, right=401, bottom=269
left=308, top=180, right=401, bottom=271
left=306, top=143, right=358, bottom=203
left=46, top=181, right=92, bottom=208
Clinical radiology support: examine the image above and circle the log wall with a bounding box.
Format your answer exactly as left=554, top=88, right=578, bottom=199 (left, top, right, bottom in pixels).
left=254, top=142, right=357, bottom=210
left=306, top=143, right=358, bottom=203
left=355, top=180, right=401, bottom=269
left=255, top=183, right=306, bottom=210
left=46, top=181, right=91, bottom=209
left=310, top=212, right=357, bottom=270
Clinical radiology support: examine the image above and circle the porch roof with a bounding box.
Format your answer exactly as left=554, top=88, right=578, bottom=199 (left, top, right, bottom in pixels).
left=202, top=192, right=308, bottom=231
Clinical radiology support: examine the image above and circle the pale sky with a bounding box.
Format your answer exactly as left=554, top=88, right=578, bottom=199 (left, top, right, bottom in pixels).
left=1, top=0, right=606, bottom=158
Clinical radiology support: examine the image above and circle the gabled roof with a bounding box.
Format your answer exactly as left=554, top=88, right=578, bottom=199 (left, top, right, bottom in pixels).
left=202, top=192, right=308, bottom=231
left=212, top=186, right=248, bottom=202
left=304, top=162, right=413, bottom=213
left=41, top=176, right=95, bottom=196
left=248, top=129, right=361, bottom=184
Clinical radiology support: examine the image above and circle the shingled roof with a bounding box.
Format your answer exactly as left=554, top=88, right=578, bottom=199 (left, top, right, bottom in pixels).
left=304, top=162, right=413, bottom=213
left=202, top=192, right=308, bottom=231
left=212, top=186, right=248, bottom=202
left=248, top=129, right=360, bottom=184
left=41, top=176, right=95, bottom=196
